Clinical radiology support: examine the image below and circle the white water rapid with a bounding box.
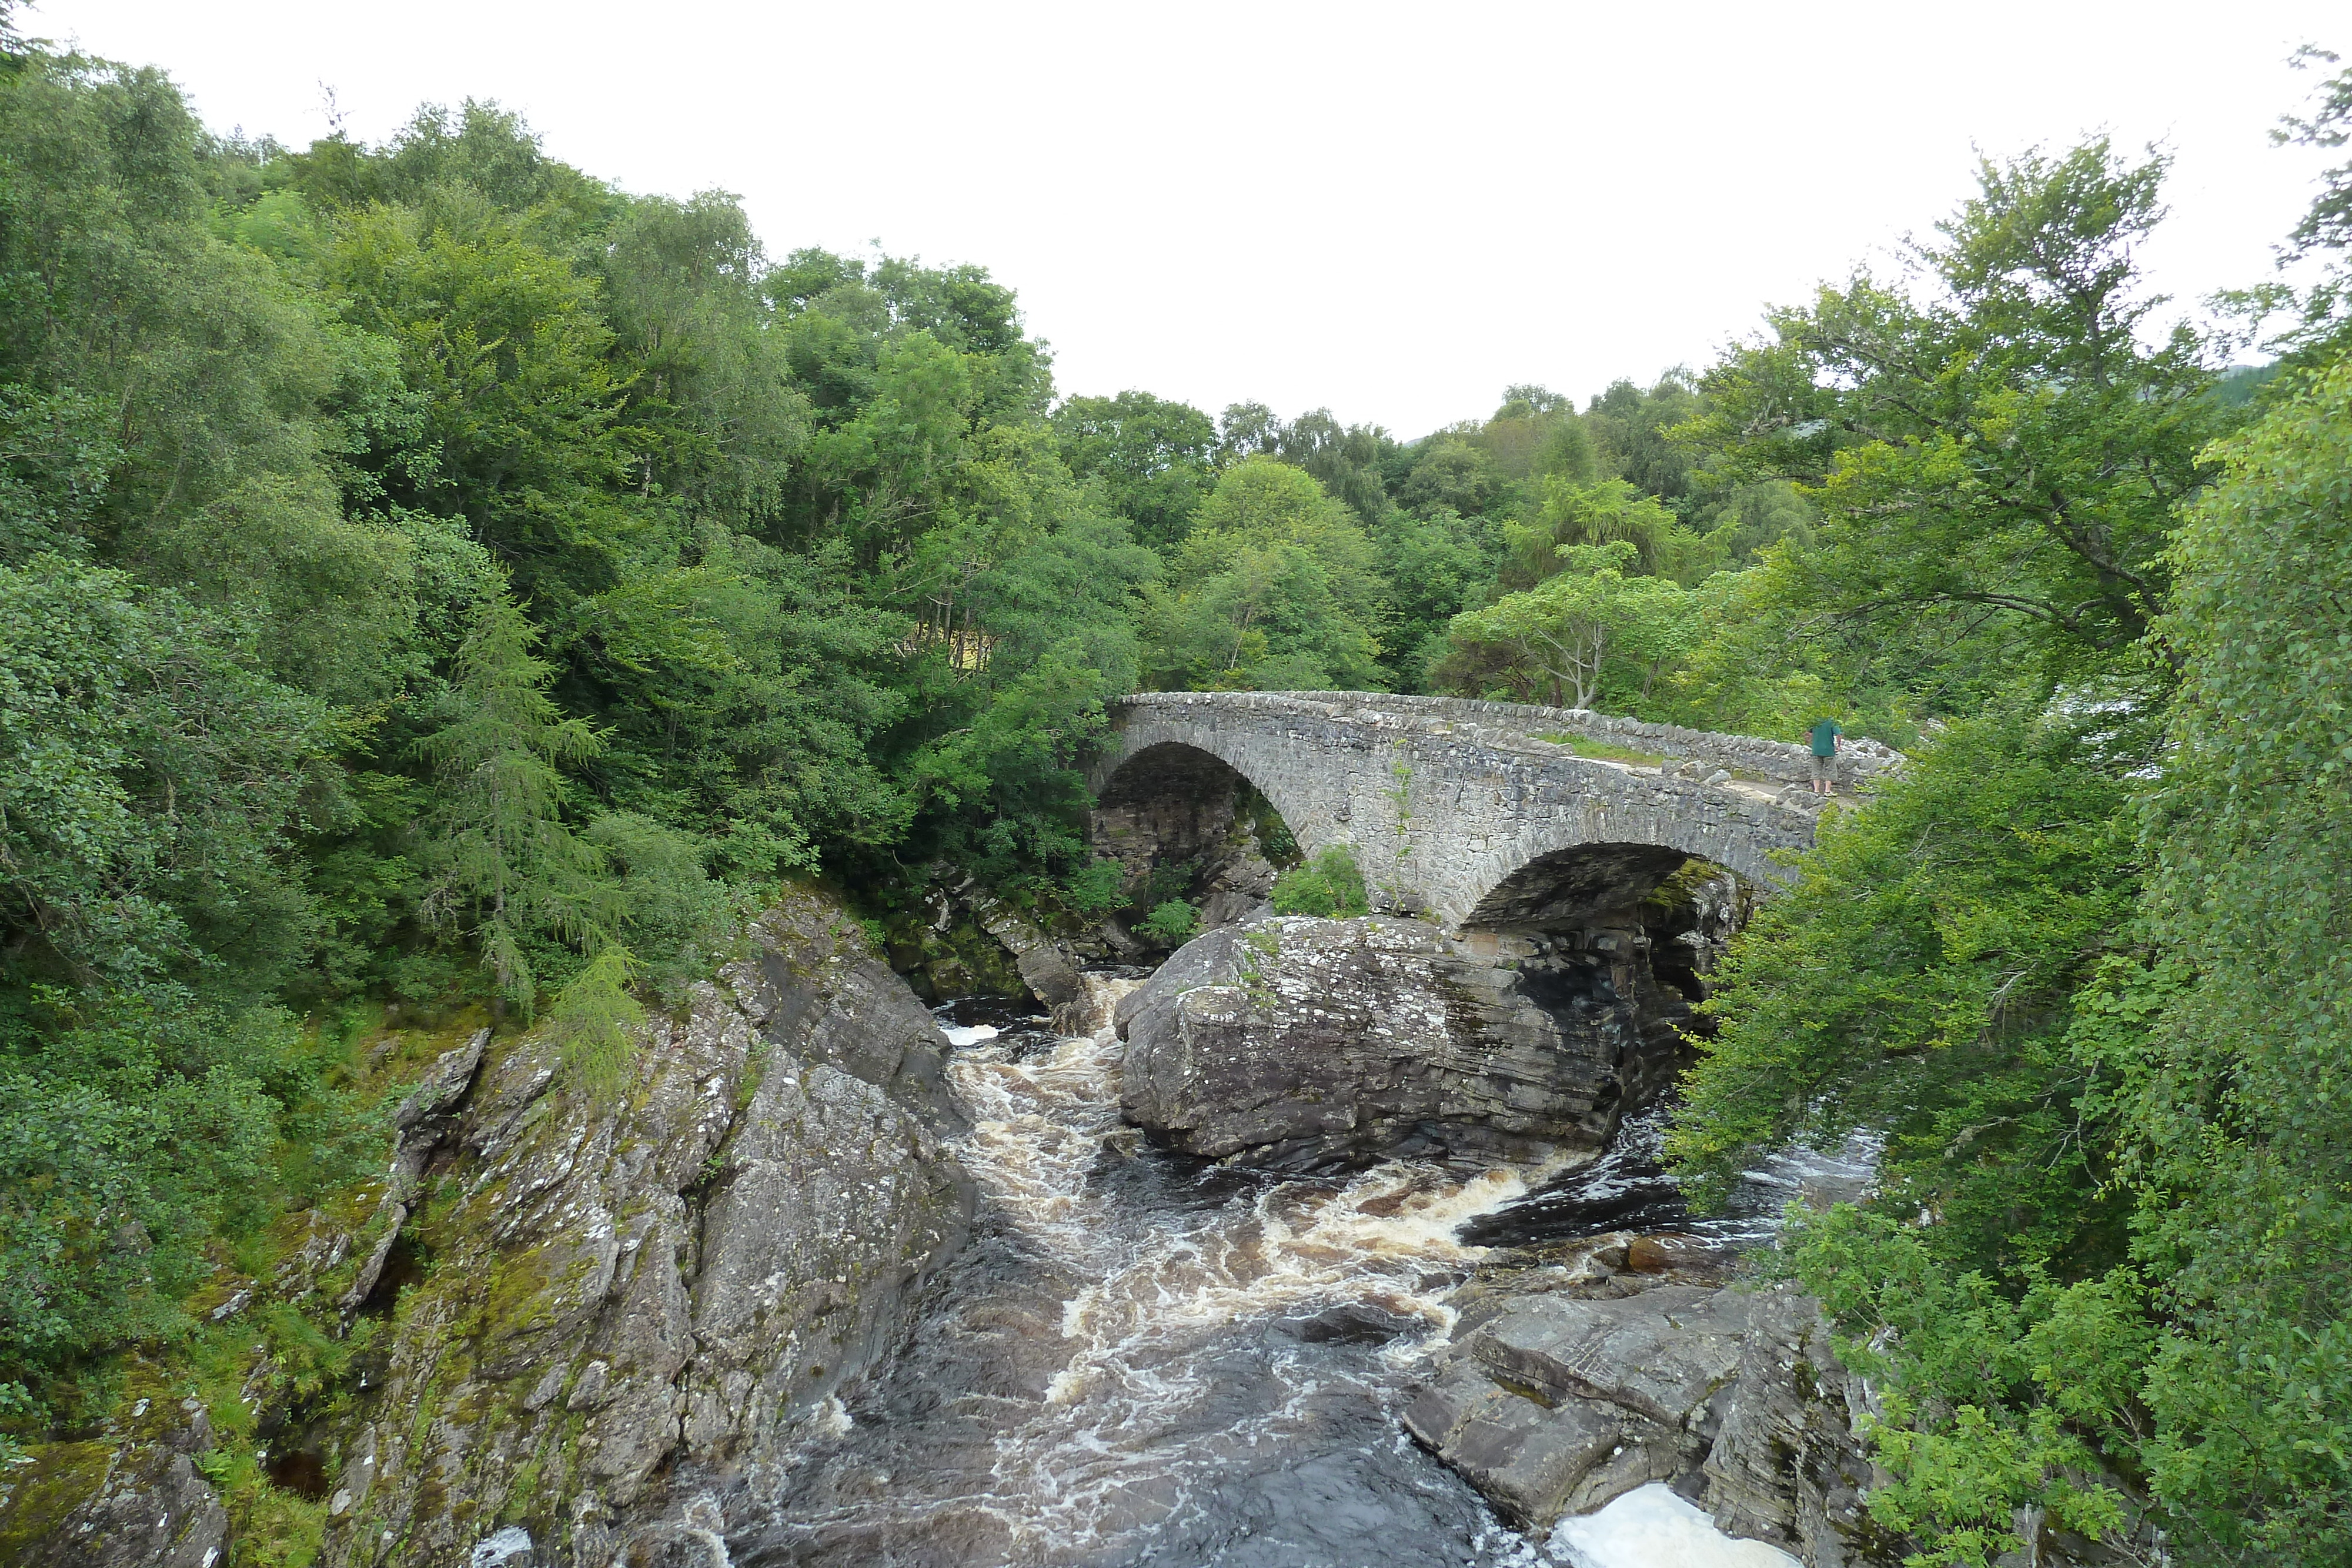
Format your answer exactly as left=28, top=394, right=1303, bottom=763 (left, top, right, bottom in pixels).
left=731, top=981, right=1804, bottom=1568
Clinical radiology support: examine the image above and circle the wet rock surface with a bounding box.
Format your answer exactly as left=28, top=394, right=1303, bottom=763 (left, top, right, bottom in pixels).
left=318, top=891, right=973, bottom=1568
left=1116, top=913, right=1696, bottom=1169
left=1406, top=1266, right=1901, bottom=1566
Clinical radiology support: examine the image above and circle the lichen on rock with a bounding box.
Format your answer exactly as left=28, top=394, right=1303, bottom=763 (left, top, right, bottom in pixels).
left=0, top=1437, right=228, bottom=1568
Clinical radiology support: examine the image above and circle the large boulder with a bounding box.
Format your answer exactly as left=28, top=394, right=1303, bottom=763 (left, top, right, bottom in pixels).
left=1115, top=914, right=1690, bottom=1169
left=317, top=890, right=973, bottom=1568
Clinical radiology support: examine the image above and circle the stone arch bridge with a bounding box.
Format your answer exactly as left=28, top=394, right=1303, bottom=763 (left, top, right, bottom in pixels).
left=1088, top=691, right=1901, bottom=934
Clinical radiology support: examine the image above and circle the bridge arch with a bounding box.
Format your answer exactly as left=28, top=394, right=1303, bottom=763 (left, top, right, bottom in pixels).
left=1448, top=809, right=1782, bottom=934
left=1088, top=741, right=1323, bottom=870
left=1085, top=714, right=1345, bottom=937
left=1459, top=841, right=1700, bottom=932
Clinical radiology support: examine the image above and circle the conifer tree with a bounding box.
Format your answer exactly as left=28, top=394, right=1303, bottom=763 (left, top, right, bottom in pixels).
left=416, top=590, right=613, bottom=1011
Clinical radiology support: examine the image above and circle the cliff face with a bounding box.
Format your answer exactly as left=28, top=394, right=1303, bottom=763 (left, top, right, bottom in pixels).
left=0, top=891, right=971, bottom=1568
left=1115, top=913, right=1696, bottom=1171
left=316, top=892, right=972, bottom=1568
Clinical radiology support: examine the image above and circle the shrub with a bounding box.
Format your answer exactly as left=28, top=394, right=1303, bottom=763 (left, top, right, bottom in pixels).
left=547, top=947, right=647, bottom=1102
left=1063, top=858, right=1127, bottom=915
left=1138, top=900, right=1199, bottom=945
left=1141, top=858, right=1197, bottom=907
left=1270, top=847, right=1368, bottom=917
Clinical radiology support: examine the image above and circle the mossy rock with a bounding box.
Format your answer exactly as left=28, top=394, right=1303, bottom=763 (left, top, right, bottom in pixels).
left=0, top=1442, right=112, bottom=1557
left=880, top=907, right=1025, bottom=1002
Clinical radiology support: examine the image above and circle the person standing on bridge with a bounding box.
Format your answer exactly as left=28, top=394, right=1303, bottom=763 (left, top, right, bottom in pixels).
left=1809, top=716, right=1844, bottom=795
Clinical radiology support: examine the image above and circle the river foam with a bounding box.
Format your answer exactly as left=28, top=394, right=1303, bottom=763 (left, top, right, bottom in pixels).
left=1552, top=1483, right=1802, bottom=1567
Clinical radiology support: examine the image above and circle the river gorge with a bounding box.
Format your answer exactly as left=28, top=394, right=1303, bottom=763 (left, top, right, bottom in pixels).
left=729, top=975, right=1876, bottom=1568
left=8, top=868, right=1892, bottom=1568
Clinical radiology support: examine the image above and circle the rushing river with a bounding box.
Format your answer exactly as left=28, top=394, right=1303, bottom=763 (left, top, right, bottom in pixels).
left=729, top=982, right=1867, bottom=1568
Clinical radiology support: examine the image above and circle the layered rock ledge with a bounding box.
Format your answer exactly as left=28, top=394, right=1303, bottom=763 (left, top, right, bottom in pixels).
left=1407, top=1259, right=1899, bottom=1567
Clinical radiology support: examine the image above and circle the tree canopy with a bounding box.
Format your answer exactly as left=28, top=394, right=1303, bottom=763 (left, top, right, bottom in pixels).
left=1663, top=119, right=2352, bottom=1565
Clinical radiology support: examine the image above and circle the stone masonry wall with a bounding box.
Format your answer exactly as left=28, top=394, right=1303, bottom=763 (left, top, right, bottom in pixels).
left=1092, top=693, right=1886, bottom=931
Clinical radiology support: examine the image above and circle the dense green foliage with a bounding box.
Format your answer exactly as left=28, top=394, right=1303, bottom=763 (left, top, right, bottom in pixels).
left=1138, top=457, right=1388, bottom=690
left=1668, top=110, right=2352, bottom=1567
left=1269, top=846, right=1369, bottom=918
left=1136, top=899, right=1200, bottom=946
left=1671, top=705, right=2143, bottom=1273
left=1441, top=539, right=1699, bottom=709
left=1, top=20, right=2347, bottom=1566
left=0, top=46, right=1164, bottom=1427
left=1669, top=708, right=2163, bottom=1564
left=2119, top=354, right=2352, bottom=1556
left=1069, top=370, right=1816, bottom=703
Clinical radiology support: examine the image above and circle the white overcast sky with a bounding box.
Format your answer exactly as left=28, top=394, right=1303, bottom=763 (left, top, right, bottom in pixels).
left=33, top=1, right=2348, bottom=438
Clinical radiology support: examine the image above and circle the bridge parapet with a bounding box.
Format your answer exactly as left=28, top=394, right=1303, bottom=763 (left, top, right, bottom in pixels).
left=1262, top=691, right=1906, bottom=790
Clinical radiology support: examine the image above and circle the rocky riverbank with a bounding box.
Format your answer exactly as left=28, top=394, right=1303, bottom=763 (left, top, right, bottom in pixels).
left=1406, top=1234, right=1895, bottom=1563
left=1101, top=900, right=1909, bottom=1566
left=0, top=890, right=974, bottom=1568
left=2, top=871, right=1927, bottom=1568
left=315, top=893, right=974, bottom=1568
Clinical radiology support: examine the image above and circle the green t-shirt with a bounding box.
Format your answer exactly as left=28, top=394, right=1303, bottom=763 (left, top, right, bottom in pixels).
left=1810, top=719, right=1842, bottom=757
